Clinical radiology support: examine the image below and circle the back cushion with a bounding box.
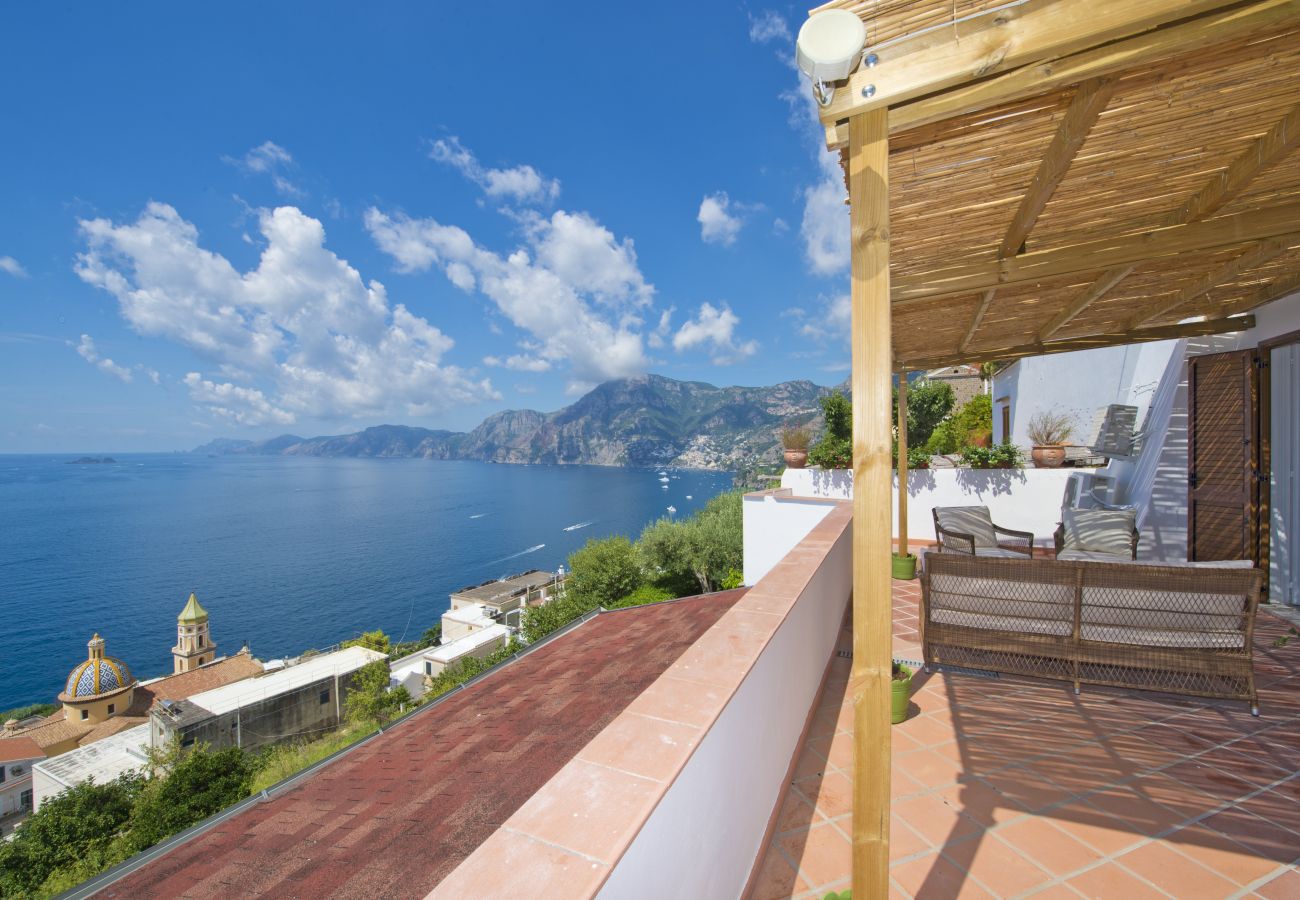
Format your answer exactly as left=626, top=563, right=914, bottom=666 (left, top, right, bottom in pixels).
left=936, top=506, right=997, bottom=548
left=1062, top=508, right=1136, bottom=556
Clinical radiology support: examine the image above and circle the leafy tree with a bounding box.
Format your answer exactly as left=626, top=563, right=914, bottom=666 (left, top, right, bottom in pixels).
left=521, top=597, right=586, bottom=643
left=425, top=639, right=522, bottom=699
left=926, top=393, right=993, bottom=454
left=605, top=584, right=675, bottom=609
left=392, top=623, right=441, bottom=658
left=343, top=659, right=411, bottom=724
left=639, top=491, right=743, bottom=594
left=564, top=536, right=644, bottom=611
left=0, top=774, right=143, bottom=896
left=808, top=391, right=852, bottom=469
left=126, top=745, right=256, bottom=852
left=342, top=629, right=392, bottom=656
left=895, top=379, right=955, bottom=449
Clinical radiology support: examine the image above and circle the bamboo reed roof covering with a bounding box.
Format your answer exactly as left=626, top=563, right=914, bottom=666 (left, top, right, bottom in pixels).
left=808, top=0, right=1300, bottom=369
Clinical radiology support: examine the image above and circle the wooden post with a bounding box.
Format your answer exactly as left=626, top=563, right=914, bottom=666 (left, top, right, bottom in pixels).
left=897, top=373, right=909, bottom=560
left=848, top=108, right=892, bottom=898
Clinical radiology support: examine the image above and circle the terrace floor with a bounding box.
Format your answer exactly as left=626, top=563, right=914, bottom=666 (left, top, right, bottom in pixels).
left=752, top=578, right=1300, bottom=899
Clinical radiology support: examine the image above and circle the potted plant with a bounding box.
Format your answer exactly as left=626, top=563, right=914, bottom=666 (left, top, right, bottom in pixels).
left=891, top=662, right=913, bottom=724
left=891, top=551, right=917, bottom=580
left=906, top=445, right=931, bottom=470
left=1026, top=410, right=1073, bottom=468
left=781, top=425, right=811, bottom=469
left=991, top=442, right=1024, bottom=469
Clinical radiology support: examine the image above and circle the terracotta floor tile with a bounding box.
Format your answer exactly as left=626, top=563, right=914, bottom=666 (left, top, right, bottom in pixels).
left=1116, top=840, right=1241, bottom=899
left=1081, top=785, right=1189, bottom=837
left=1047, top=801, right=1147, bottom=856
left=995, top=818, right=1106, bottom=877
left=1255, top=867, right=1300, bottom=900
left=931, top=779, right=1026, bottom=829
left=1239, top=790, right=1300, bottom=837
left=1066, top=862, right=1168, bottom=899
left=750, top=846, right=810, bottom=900
left=1162, top=825, right=1284, bottom=886
left=896, top=748, right=966, bottom=790
left=893, top=791, right=984, bottom=849
left=897, top=713, right=958, bottom=749
left=890, top=850, right=996, bottom=900
left=779, top=821, right=851, bottom=890
left=891, top=815, right=932, bottom=861
left=1160, top=759, right=1257, bottom=804
left=941, top=833, right=1054, bottom=897
left=796, top=769, right=854, bottom=820
left=774, top=790, right=821, bottom=836
left=1198, top=808, right=1300, bottom=866
left=891, top=766, right=928, bottom=801
left=977, top=766, right=1076, bottom=813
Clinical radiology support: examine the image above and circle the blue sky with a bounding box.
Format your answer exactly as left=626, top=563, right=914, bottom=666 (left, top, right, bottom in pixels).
left=0, top=2, right=851, bottom=452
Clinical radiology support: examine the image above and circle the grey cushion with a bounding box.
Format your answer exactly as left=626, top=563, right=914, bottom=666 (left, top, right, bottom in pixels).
left=1061, top=508, right=1136, bottom=557
left=974, top=547, right=1030, bottom=558
left=1056, top=549, right=1129, bottom=563
left=935, top=506, right=997, bottom=548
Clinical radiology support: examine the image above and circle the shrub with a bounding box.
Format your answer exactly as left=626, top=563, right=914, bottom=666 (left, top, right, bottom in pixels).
left=897, top=379, right=955, bottom=448
left=606, top=584, right=676, bottom=609
left=906, top=446, right=931, bottom=469
left=780, top=424, right=811, bottom=451
left=926, top=393, right=993, bottom=454
left=342, top=629, right=391, bottom=656
left=343, top=659, right=412, bottom=724
left=962, top=442, right=1023, bottom=469
left=809, top=391, right=852, bottom=469
left=126, top=745, right=256, bottom=852
left=565, top=536, right=644, bottom=611
left=1026, top=410, right=1073, bottom=446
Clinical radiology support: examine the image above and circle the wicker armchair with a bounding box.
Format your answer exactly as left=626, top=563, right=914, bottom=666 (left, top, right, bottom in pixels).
left=932, top=506, right=1033, bottom=557
left=1054, top=508, right=1139, bottom=561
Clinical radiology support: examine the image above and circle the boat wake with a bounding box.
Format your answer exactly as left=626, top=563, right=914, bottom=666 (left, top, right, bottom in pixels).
left=563, top=521, right=592, bottom=532
left=490, top=543, right=545, bottom=565
left=469, top=513, right=488, bottom=519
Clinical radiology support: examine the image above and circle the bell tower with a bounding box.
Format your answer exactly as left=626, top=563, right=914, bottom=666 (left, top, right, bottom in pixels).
left=173, top=592, right=215, bottom=674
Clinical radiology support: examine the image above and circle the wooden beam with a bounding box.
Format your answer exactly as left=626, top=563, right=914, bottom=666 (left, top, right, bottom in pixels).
left=999, top=78, right=1117, bottom=259
left=1222, top=270, right=1300, bottom=316
left=1126, top=239, right=1290, bottom=328
left=1173, top=102, right=1300, bottom=224
left=817, top=0, right=1243, bottom=128
left=1038, top=265, right=1136, bottom=340
left=848, top=109, right=892, bottom=900
left=891, top=199, right=1300, bottom=305
left=1034, top=98, right=1300, bottom=339
left=899, top=314, right=1256, bottom=370
left=960, top=289, right=997, bottom=352
left=896, top=374, right=909, bottom=560
left=824, top=0, right=1300, bottom=149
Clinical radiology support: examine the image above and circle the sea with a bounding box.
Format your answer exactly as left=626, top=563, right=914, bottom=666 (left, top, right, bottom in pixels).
left=0, top=454, right=734, bottom=711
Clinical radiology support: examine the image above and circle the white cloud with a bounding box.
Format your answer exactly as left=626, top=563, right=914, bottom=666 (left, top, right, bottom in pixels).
left=430, top=136, right=560, bottom=205
left=647, top=307, right=674, bottom=349
left=74, top=334, right=133, bottom=382
left=801, top=153, right=849, bottom=275
left=182, top=374, right=295, bottom=426
left=76, top=203, right=499, bottom=426
left=789, top=292, right=851, bottom=342
left=748, top=10, right=791, bottom=44
left=484, top=354, right=551, bottom=373
left=698, top=192, right=744, bottom=246
left=366, top=207, right=654, bottom=388
left=0, top=256, right=27, bottom=278
left=673, top=302, right=758, bottom=365
left=225, top=141, right=304, bottom=198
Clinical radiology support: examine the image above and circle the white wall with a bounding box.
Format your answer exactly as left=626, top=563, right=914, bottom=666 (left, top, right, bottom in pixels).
left=597, top=512, right=852, bottom=900
left=742, top=490, right=838, bottom=585
left=992, top=341, right=1177, bottom=447
left=776, top=466, right=1076, bottom=547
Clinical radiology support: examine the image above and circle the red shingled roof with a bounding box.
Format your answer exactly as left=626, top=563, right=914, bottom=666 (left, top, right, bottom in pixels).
left=99, top=590, right=745, bottom=898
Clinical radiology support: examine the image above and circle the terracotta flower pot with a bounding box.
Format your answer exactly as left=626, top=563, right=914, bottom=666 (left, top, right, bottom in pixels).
left=784, top=449, right=809, bottom=469
left=1031, top=445, right=1066, bottom=468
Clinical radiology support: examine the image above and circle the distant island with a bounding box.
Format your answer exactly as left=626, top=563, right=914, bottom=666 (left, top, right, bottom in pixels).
left=193, top=374, right=841, bottom=470
left=67, top=457, right=117, bottom=465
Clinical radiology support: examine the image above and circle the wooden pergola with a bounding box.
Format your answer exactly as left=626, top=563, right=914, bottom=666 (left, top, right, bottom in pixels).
left=800, top=1, right=1300, bottom=894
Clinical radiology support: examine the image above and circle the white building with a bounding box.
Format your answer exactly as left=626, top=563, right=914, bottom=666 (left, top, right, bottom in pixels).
left=31, top=725, right=149, bottom=811
left=422, top=624, right=511, bottom=679
left=0, top=735, right=43, bottom=824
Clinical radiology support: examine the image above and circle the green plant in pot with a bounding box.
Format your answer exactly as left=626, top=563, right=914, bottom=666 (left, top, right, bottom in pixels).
left=891, top=661, right=913, bottom=724
left=1027, top=410, right=1072, bottom=468
left=781, top=424, right=812, bottom=469
left=891, top=551, right=917, bottom=580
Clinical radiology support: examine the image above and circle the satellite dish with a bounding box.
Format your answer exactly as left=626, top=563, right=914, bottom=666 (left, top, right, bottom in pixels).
left=797, top=9, right=867, bottom=106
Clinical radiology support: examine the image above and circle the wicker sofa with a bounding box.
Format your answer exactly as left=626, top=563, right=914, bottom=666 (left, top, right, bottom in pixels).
left=920, top=553, right=1265, bottom=712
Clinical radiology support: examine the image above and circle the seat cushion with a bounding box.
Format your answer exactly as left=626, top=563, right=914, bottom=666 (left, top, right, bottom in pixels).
left=974, top=547, right=1030, bottom=558
left=935, top=506, right=997, bottom=548
left=1061, top=508, right=1135, bottom=556
left=1056, top=549, right=1129, bottom=563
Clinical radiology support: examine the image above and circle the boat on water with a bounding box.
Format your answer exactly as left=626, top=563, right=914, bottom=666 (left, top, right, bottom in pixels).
left=666, top=505, right=677, bottom=513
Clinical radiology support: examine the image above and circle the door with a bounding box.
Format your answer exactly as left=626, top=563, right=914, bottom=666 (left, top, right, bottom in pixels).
left=1270, top=341, right=1299, bottom=605
left=1188, top=349, right=1260, bottom=562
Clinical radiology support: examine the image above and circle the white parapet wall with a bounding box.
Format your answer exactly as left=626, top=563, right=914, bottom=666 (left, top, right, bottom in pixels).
left=779, top=466, right=1078, bottom=545
left=742, top=489, right=841, bottom=585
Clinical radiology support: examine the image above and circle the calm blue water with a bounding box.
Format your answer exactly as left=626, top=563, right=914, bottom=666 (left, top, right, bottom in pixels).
left=0, top=455, right=733, bottom=711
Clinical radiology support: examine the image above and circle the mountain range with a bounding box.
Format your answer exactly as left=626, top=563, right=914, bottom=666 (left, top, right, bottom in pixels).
left=191, top=374, right=839, bottom=469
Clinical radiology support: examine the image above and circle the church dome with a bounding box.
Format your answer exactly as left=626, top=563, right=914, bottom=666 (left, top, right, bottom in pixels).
left=62, top=634, right=134, bottom=700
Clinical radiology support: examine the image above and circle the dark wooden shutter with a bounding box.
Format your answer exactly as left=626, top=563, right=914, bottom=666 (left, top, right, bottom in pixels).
left=1188, top=349, right=1259, bottom=562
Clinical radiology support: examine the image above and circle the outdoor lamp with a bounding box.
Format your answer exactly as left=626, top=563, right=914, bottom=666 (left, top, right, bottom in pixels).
left=796, top=8, right=867, bottom=108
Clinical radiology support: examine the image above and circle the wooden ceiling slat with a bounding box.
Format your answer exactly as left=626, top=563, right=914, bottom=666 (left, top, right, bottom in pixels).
left=1126, top=239, right=1290, bottom=329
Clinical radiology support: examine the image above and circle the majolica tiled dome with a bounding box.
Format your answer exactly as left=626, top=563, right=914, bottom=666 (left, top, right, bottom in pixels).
left=63, top=633, right=134, bottom=699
